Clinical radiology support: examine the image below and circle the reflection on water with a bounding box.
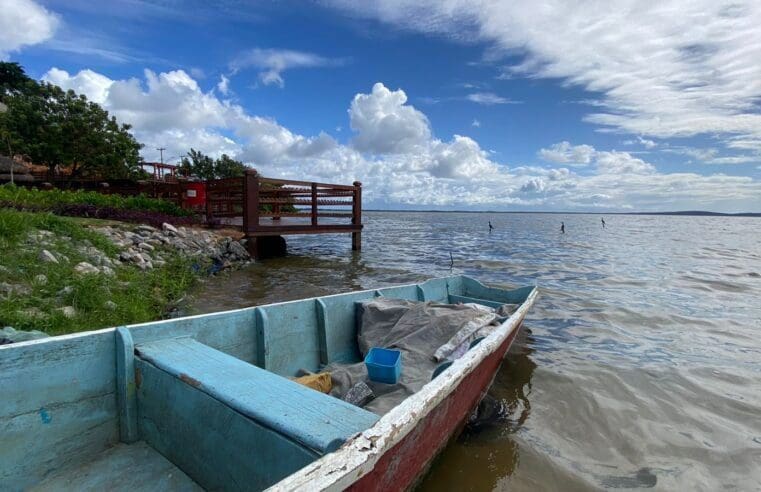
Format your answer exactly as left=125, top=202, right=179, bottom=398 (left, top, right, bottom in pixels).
left=191, top=212, right=761, bottom=490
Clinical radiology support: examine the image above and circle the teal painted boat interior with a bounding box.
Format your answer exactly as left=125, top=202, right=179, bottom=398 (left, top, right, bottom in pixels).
left=0, top=276, right=535, bottom=491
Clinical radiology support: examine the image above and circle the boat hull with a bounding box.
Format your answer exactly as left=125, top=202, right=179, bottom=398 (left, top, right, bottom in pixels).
left=348, top=322, right=523, bottom=491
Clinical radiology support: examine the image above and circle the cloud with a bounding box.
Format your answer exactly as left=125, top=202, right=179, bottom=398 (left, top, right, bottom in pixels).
left=538, top=141, right=596, bottom=166
left=39, top=67, right=761, bottom=212
left=623, top=136, right=657, bottom=149
left=663, top=146, right=759, bottom=164
left=465, top=92, right=515, bottom=105
left=349, top=82, right=432, bottom=154
left=217, top=74, right=230, bottom=95
left=323, top=0, right=761, bottom=155
left=472, top=119, right=481, bottom=127
left=0, top=0, right=58, bottom=58
left=229, top=48, right=346, bottom=87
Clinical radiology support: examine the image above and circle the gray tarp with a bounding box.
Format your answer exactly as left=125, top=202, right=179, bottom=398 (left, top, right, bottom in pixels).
left=325, top=298, right=516, bottom=416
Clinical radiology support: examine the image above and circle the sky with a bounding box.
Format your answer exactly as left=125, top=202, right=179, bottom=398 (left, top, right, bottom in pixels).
left=2, top=0, right=761, bottom=212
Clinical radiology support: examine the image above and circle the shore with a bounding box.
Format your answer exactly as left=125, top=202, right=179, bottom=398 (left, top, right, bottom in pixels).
left=0, top=208, right=251, bottom=339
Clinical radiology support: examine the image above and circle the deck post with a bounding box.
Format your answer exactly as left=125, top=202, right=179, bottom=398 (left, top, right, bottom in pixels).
left=311, top=182, right=318, bottom=226
left=243, top=169, right=260, bottom=235
left=352, top=181, right=362, bottom=251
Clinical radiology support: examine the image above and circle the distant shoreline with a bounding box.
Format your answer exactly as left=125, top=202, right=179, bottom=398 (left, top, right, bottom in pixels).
left=363, top=209, right=761, bottom=217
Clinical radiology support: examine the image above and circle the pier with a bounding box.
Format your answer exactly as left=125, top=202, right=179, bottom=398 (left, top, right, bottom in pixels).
left=205, top=169, right=362, bottom=258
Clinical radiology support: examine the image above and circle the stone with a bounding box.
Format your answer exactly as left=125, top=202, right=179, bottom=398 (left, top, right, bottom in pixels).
left=136, top=225, right=157, bottom=233
left=34, top=274, right=48, bottom=285
left=138, top=242, right=155, bottom=251
left=162, top=222, right=179, bottom=234
left=38, top=249, right=59, bottom=264
left=57, top=286, right=74, bottom=297
left=104, top=300, right=117, bottom=310
left=0, top=282, right=30, bottom=297
left=74, top=262, right=99, bottom=275
left=227, top=240, right=250, bottom=260
left=57, top=306, right=77, bottom=318
left=101, top=266, right=115, bottom=277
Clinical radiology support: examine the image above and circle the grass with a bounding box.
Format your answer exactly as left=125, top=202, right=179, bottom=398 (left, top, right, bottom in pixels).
left=0, top=183, right=192, bottom=217
left=0, top=208, right=200, bottom=335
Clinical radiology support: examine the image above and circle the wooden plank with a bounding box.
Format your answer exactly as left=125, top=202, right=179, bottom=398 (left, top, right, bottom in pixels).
left=257, top=176, right=356, bottom=190
left=135, top=338, right=378, bottom=454
left=136, top=359, right=318, bottom=491
left=448, top=294, right=509, bottom=309
left=315, top=291, right=376, bottom=365
left=418, top=277, right=450, bottom=302
left=0, top=331, right=119, bottom=490
left=462, top=277, right=536, bottom=304
left=255, top=300, right=321, bottom=376
left=246, top=225, right=362, bottom=236
left=375, top=284, right=421, bottom=301
left=243, top=169, right=259, bottom=234
left=115, top=328, right=138, bottom=443
left=311, top=182, right=318, bottom=226
left=128, top=307, right=258, bottom=365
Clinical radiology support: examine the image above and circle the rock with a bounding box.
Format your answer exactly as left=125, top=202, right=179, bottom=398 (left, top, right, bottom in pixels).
left=101, top=266, right=115, bottom=277
left=162, top=222, right=179, bottom=234
left=34, top=274, right=48, bottom=285
left=136, top=225, right=157, bottom=233
left=57, top=286, right=74, bottom=297
left=104, top=300, right=117, bottom=310
left=74, top=262, right=99, bottom=275
left=138, top=242, right=155, bottom=252
left=0, top=282, right=30, bottom=298
left=56, top=306, right=77, bottom=318
left=227, top=240, right=250, bottom=260
left=0, top=326, right=49, bottom=344
left=38, top=249, right=59, bottom=264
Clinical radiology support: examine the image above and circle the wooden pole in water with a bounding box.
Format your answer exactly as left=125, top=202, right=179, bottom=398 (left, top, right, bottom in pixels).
left=352, top=181, right=362, bottom=251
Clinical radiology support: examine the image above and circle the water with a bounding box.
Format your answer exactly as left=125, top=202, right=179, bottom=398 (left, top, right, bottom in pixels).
left=191, top=212, right=761, bottom=490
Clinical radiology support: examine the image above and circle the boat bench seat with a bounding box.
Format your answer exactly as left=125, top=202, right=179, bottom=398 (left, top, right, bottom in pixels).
left=135, top=337, right=379, bottom=454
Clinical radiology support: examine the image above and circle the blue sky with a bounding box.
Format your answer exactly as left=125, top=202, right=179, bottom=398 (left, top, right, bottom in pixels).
left=2, top=0, right=761, bottom=212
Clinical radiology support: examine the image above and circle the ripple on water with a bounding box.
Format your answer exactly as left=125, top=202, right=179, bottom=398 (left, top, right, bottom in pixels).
left=190, top=212, right=761, bottom=489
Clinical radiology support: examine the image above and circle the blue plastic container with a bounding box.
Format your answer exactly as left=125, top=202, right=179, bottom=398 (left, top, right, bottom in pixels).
left=364, top=347, right=402, bottom=384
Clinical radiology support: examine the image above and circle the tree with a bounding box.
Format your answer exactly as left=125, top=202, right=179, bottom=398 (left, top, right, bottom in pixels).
left=215, top=154, right=247, bottom=179
left=180, top=149, right=247, bottom=180
left=181, top=148, right=216, bottom=180
left=0, top=62, right=143, bottom=179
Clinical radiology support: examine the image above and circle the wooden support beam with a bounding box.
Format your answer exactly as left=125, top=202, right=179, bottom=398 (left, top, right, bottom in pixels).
left=243, top=169, right=259, bottom=234
left=311, top=182, right=318, bottom=226
left=352, top=181, right=362, bottom=251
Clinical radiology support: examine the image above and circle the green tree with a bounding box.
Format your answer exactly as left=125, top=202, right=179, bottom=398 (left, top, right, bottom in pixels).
left=215, top=153, right=247, bottom=178
left=0, top=62, right=143, bottom=179
left=181, top=148, right=216, bottom=180
left=180, top=149, right=247, bottom=180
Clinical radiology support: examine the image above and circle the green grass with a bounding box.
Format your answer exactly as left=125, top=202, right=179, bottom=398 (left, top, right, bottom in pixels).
left=0, top=208, right=200, bottom=335
left=0, top=183, right=192, bottom=217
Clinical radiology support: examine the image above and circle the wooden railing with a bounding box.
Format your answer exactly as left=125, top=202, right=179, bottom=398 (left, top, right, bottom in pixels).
left=205, top=169, right=362, bottom=250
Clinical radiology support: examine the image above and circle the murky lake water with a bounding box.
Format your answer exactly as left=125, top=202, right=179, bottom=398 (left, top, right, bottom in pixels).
left=191, top=212, right=761, bottom=490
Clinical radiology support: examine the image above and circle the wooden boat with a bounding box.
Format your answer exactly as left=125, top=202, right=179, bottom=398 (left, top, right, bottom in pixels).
left=0, top=276, right=537, bottom=491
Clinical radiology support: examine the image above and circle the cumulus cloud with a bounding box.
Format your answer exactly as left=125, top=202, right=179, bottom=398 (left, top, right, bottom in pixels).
left=472, top=119, right=481, bottom=127
left=39, top=67, right=761, bottom=212
left=229, top=48, right=346, bottom=87
left=538, top=141, right=596, bottom=166
left=349, top=82, right=432, bottom=154
left=323, top=0, right=761, bottom=157
left=0, top=0, right=58, bottom=58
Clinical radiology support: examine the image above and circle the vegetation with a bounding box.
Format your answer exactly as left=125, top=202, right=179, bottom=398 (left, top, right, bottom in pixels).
left=0, top=209, right=198, bottom=335
left=0, top=183, right=192, bottom=216
left=0, top=62, right=143, bottom=179
left=180, top=148, right=247, bottom=180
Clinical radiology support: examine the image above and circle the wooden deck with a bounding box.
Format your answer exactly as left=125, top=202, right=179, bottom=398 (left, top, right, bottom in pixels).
left=205, top=170, right=362, bottom=256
